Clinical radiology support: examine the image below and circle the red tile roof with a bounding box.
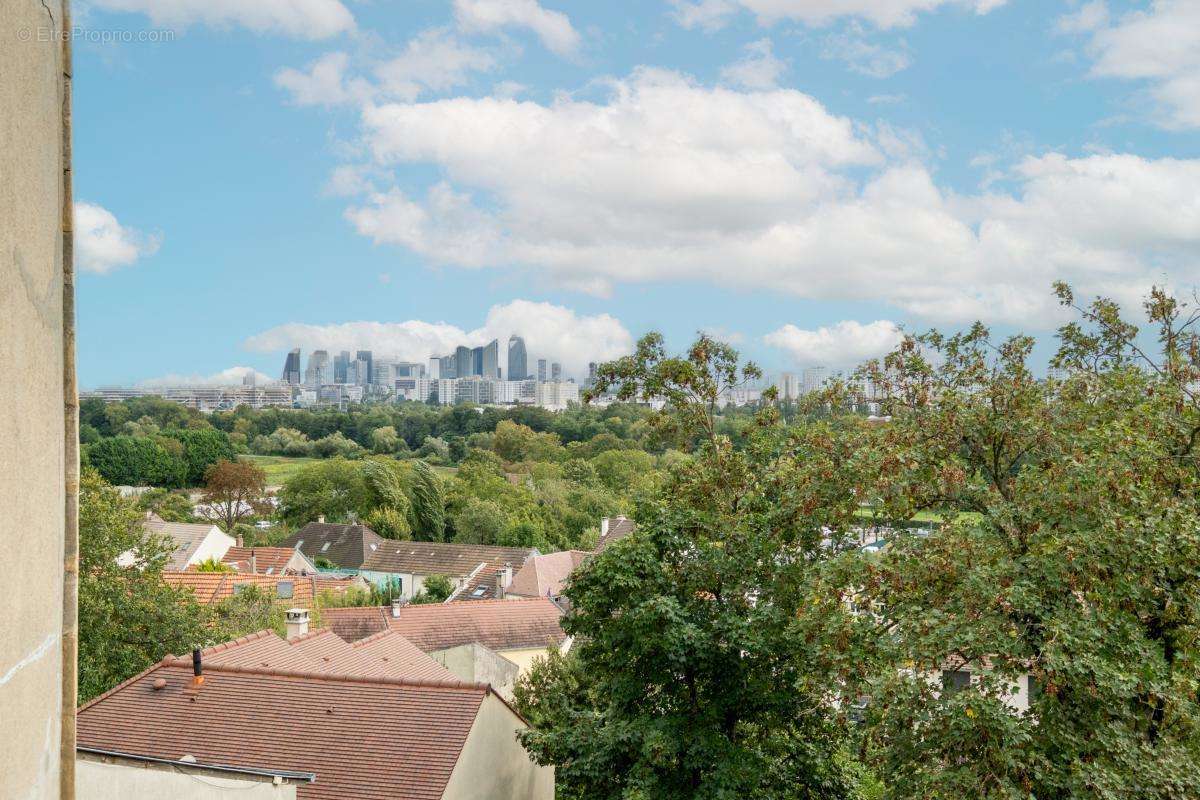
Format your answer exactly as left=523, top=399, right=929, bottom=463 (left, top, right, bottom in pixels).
left=162, top=571, right=317, bottom=607
left=597, top=516, right=635, bottom=551
left=352, top=629, right=460, bottom=682
left=221, top=546, right=312, bottom=575
left=387, top=598, right=568, bottom=653
left=320, top=606, right=389, bottom=642
left=77, top=660, right=494, bottom=800
left=508, top=550, right=590, bottom=598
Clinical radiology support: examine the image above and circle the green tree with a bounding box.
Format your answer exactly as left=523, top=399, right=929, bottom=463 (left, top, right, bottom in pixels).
left=168, top=428, right=236, bottom=485
left=408, top=459, right=446, bottom=541
left=79, top=470, right=210, bottom=701
left=87, top=435, right=188, bottom=488
left=452, top=497, right=507, bottom=545
left=277, top=457, right=373, bottom=527
left=411, top=574, right=454, bottom=604
left=135, top=487, right=195, bottom=523
left=211, top=585, right=284, bottom=640
left=195, top=459, right=270, bottom=532
left=839, top=286, right=1200, bottom=799
left=517, top=333, right=866, bottom=799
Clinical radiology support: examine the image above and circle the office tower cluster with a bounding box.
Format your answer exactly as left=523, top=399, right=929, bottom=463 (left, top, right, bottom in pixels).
left=278, top=334, right=579, bottom=410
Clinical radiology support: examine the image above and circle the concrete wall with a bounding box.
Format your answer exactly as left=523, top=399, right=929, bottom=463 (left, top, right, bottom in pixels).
left=77, top=756, right=298, bottom=800
left=496, top=645, right=561, bottom=675
left=1, top=1, right=69, bottom=797
left=441, top=694, right=554, bottom=800
left=432, top=643, right=521, bottom=701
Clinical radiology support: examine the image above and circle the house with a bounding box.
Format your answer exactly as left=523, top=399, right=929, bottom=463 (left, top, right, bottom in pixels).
left=507, top=550, right=591, bottom=601
left=76, top=651, right=554, bottom=799
left=77, top=747, right=312, bottom=799
left=162, top=571, right=369, bottom=608
left=197, top=614, right=456, bottom=683
left=220, top=546, right=317, bottom=576
left=359, top=541, right=538, bottom=601
left=596, top=515, right=635, bottom=551
left=430, top=643, right=522, bottom=701
left=280, top=521, right=387, bottom=570
left=140, top=515, right=235, bottom=571
left=322, top=597, right=571, bottom=674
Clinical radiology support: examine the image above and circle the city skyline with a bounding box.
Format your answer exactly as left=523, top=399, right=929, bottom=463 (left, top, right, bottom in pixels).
left=71, top=2, right=1199, bottom=389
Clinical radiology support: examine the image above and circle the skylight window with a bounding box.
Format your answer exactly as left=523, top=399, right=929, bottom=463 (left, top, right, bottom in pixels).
left=321, top=542, right=331, bottom=552
left=471, top=587, right=487, bottom=597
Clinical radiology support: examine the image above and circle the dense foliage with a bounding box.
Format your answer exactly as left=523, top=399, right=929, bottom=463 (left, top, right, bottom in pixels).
left=516, top=288, right=1200, bottom=800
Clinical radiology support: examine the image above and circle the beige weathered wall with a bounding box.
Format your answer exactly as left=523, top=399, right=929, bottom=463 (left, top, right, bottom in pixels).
left=496, top=645, right=559, bottom=674
left=432, top=643, right=521, bottom=700
left=0, top=1, right=68, bottom=797
left=77, top=757, right=298, bottom=800
left=441, top=694, right=554, bottom=800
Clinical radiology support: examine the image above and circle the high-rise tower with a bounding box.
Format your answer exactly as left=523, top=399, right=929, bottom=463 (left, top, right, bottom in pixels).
left=282, top=349, right=301, bottom=385
left=507, top=335, right=528, bottom=381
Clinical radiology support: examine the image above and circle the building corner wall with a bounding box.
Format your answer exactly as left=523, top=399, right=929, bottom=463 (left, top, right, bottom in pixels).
left=0, top=1, right=71, bottom=797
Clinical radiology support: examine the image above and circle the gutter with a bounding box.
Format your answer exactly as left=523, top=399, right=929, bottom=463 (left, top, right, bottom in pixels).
left=77, top=747, right=317, bottom=784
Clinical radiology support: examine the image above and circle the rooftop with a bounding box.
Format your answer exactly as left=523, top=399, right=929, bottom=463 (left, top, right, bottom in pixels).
left=142, top=517, right=229, bottom=571
left=280, top=522, right=386, bottom=570
left=77, top=659, right=495, bottom=800
left=508, top=550, right=590, bottom=598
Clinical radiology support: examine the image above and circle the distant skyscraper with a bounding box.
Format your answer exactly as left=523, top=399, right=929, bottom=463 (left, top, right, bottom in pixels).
left=507, top=335, right=528, bottom=381
left=587, top=362, right=597, bottom=387
left=427, top=357, right=442, bottom=379
left=334, top=351, right=350, bottom=384
left=551, top=362, right=562, bottom=381
left=537, top=359, right=547, bottom=382
left=776, top=372, right=801, bottom=400
left=454, top=346, right=472, bottom=380
left=802, top=367, right=830, bottom=394
left=304, top=350, right=330, bottom=386
left=355, top=350, right=373, bottom=385
left=282, top=349, right=301, bottom=385
left=481, top=339, right=500, bottom=379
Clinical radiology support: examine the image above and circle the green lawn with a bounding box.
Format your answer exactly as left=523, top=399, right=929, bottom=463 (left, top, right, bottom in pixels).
left=241, top=455, right=320, bottom=486
left=242, top=454, right=457, bottom=486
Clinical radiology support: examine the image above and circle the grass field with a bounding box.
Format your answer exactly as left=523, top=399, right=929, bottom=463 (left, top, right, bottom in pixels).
left=242, top=454, right=457, bottom=486
left=241, top=455, right=320, bottom=486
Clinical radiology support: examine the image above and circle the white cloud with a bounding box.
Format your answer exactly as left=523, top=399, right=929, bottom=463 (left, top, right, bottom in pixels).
left=90, top=0, right=354, bottom=39
left=336, top=68, right=1200, bottom=326
left=75, top=202, right=160, bottom=274
left=138, top=366, right=271, bottom=388
left=670, top=0, right=1006, bottom=30
left=274, top=32, right=497, bottom=108
left=374, top=29, right=499, bottom=100
left=1064, top=0, right=1200, bottom=129
left=820, top=30, right=912, bottom=77
left=274, top=52, right=373, bottom=107
left=453, top=0, right=581, bottom=56
left=243, top=300, right=632, bottom=378
left=719, top=39, right=787, bottom=89
left=764, top=320, right=903, bottom=366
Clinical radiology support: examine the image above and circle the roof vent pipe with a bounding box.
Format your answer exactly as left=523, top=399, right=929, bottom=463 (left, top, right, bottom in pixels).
left=192, top=647, right=202, bottom=677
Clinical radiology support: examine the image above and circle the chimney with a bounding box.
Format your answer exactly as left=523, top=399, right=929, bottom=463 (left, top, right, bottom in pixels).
left=495, top=563, right=512, bottom=599
left=190, top=647, right=204, bottom=688
left=317, top=515, right=325, bottom=524
left=600, top=517, right=610, bottom=537
left=249, top=551, right=257, bottom=574
left=284, top=608, right=310, bottom=639
left=391, top=598, right=403, bottom=618
left=235, top=534, right=244, bottom=548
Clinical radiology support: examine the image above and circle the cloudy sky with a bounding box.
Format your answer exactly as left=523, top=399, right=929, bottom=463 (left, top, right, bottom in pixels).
left=74, top=0, right=1199, bottom=387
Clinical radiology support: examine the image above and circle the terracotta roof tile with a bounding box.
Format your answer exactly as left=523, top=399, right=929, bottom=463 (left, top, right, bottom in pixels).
left=76, top=662, right=490, bottom=800
left=387, top=598, right=568, bottom=653
left=319, top=606, right=389, bottom=642
left=163, top=571, right=316, bottom=607
left=508, top=550, right=590, bottom=598
left=221, top=546, right=313, bottom=575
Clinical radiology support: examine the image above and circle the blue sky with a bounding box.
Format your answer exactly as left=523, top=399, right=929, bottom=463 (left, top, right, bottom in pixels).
left=72, top=0, right=1199, bottom=387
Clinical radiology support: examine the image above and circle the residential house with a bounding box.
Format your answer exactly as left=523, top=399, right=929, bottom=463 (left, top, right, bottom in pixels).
left=76, top=649, right=554, bottom=799
left=77, top=747, right=312, bottom=799
left=322, top=597, right=570, bottom=674
left=163, top=571, right=369, bottom=608
left=359, top=541, right=538, bottom=601
left=507, top=550, right=591, bottom=602
left=221, top=546, right=318, bottom=576
left=596, top=515, right=635, bottom=551
left=279, top=522, right=386, bottom=570
left=140, top=515, right=235, bottom=571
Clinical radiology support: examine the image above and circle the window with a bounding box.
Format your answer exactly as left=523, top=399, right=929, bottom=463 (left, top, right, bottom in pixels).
left=941, top=670, right=971, bottom=693
left=321, top=542, right=331, bottom=552
left=277, top=581, right=294, bottom=599
left=471, top=587, right=487, bottom=597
